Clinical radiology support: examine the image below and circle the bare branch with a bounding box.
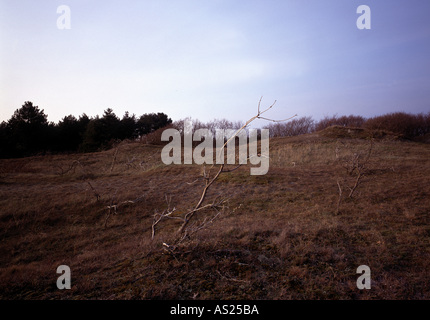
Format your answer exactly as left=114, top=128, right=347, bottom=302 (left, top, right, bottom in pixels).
left=178, top=163, right=225, bottom=233
left=110, top=147, right=119, bottom=172
left=87, top=181, right=100, bottom=202
left=152, top=97, right=296, bottom=248
left=104, top=195, right=145, bottom=228
left=257, top=114, right=298, bottom=123
left=336, top=179, right=343, bottom=214
left=56, top=160, right=84, bottom=176
left=151, top=195, right=180, bottom=239
left=335, top=139, right=374, bottom=212
left=177, top=98, right=295, bottom=235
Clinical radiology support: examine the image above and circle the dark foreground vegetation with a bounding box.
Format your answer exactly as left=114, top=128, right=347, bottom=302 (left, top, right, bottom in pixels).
left=0, top=124, right=429, bottom=299
left=0, top=101, right=172, bottom=158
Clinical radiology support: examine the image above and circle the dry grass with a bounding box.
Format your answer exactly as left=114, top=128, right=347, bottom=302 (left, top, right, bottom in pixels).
left=0, top=129, right=429, bottom=299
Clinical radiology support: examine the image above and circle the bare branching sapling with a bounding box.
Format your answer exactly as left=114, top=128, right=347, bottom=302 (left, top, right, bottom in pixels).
left=152, top=97, right=296, bottom=246
left=335, top=139, right=374, bottom=213
left=178, top=98, right=295, bottom=235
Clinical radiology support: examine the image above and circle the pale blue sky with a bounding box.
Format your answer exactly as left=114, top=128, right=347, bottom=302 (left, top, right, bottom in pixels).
left=1, top=0, right=429, bottom=125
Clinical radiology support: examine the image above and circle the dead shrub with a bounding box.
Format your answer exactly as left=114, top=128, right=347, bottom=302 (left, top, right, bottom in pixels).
left=265, top=116, right=315, bottom=137
left=315, top=115, right=366, bottom=132
left=364, top=112, right=430, bottom=139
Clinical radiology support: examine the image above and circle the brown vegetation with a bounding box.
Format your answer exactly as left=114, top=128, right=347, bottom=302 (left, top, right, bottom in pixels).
left=264, top=112, right=430, bottom=141
left=0, top=128, right=429, bottom=299
left=364, top=112, right=430, bottom=139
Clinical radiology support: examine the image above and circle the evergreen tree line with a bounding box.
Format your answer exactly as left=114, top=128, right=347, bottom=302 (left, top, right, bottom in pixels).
left=0, top=101, right=172, bottom=158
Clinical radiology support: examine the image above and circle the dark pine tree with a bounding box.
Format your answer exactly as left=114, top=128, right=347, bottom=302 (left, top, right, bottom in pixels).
left=5, top=101, right=50, bottom=157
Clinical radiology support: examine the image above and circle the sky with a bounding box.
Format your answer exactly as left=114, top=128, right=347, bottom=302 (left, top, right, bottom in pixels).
left=1, top=0, right=430, bottom=126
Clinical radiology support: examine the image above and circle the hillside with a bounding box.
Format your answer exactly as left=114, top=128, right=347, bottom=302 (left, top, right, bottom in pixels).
left=0, top=128, right=429, bottom=299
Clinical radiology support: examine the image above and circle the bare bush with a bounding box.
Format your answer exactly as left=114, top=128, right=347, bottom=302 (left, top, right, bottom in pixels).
left=172, top=117, right=244, bottom=138
left=335, top=139, right=374, bottom=214
left=364, top=112, right=430, bottom=139
left=265, top=116, right=315, bottom=137
left=315, top=115, right=366, bottom=132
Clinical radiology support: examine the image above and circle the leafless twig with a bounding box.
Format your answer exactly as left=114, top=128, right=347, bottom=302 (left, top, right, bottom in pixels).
left=56, top=160, right=84, bottom=176
left=335, top=139, right=374, bottom=212
left=104, top=194, right=145, bottom=228
left=151, top=195, right=179, bottom=239
left=110, top=147, right=119, bottom=172
left=336, top=179, right=343, bottom=214
left=87, top=181, right=100, bottom=202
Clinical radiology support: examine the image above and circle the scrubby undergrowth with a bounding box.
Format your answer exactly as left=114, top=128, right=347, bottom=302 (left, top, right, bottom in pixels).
left=1, top=129, right=429, bottom=299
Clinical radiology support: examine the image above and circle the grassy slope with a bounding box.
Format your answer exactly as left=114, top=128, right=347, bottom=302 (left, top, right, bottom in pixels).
left=0, top=128, right=429, bottom=299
